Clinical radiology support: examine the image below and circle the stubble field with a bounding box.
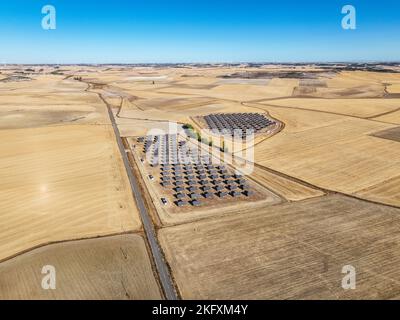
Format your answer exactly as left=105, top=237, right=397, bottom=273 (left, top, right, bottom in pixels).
left=159, top=195, right=400, bottom=299
left=0, top=69, right=160, bottom=300
left=0, top=234, right=162, bottom=299
left=2, top=64, right=400, bottom=300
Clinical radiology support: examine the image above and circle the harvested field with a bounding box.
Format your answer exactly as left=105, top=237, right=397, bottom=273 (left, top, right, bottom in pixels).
left=292, top=86, right=317, bottom=96
left=0, top=234, right=162, bottom=300
left=132, top=97, right=214, bottom=111
left=0, top=125, right=141, bottom=261
left=245, top=103, right=400, bottom=207
left=247, top=104, right=345, bottom=133
left=212, top=83, right=295, bottom=101
left=157, top=82, right=294, bottom=101
left=387, top=84, right=400, bottom=93
left=249, top=166, right=325, bottom=201
left=299, top=79, right=327, bottom=87
left=166, top=83, right=218, bottom=90
left=293, top=85, right=385, bottom=98
left=373, top=110, right=400, bottom=124
left=219, top=70, right=330, bottom=79
left=356, top=175, right=400, bottom=207
left=327, top=71, right=386, bottom=88
left=117, top=120, right=173, bottom=137
left=268, top=78, right=299, bottom=88
left=255, top=121, right=400, bottom=196
left=371, top=126, right=400, bottom=142
left=3, top=65, right=400, bottom=300
left=159, top=195, right=400, bottom=299
left=0, top=75, right=33, bottom=82
left=257, top=98, right=400, bottom=118
left=0, top=76, right=109, bottom=128
left=217, top=79, right=270, bottom=85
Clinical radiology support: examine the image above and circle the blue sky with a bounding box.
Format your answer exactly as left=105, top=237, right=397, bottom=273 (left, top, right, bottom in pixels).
left=0, top=0, right=399, bottom=63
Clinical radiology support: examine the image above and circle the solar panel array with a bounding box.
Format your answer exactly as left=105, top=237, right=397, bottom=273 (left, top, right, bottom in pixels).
left=203, top=113, right=275, bottom=138
left=142, top=134, right=254, bottom=207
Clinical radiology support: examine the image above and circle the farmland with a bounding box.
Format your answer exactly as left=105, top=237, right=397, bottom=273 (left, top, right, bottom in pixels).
left=0, top=68, right=161, bottom=300
left=0, top=234, right=162, bottom=299
left=1, top=64, right=400, bottom=299
left=0, top=124, right=142, bottom=261
left=159, top=195, right=400, bottom=299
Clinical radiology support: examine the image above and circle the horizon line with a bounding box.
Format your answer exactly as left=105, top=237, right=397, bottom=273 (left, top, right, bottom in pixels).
left=1, top=61, right=400, bottom=66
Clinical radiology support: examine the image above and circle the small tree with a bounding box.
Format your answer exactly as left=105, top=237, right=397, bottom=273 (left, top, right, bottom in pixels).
left=183, top=123, right=194, bottom=130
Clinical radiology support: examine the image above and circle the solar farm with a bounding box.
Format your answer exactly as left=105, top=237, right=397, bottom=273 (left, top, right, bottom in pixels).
left=202, top=112, right=276, bottom=138
left=133, top=133, right=266, bottom=212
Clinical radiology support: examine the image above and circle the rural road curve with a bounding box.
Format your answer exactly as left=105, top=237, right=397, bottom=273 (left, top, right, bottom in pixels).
left=103, top=95, right=178, bottom=300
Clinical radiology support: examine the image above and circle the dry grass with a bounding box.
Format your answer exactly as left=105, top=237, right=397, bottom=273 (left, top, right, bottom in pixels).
left=3, top=66, right=400, bottom=300
left=0, top=124, right=141, bottom=261
left=261, top=98, right=400, bottom=118
left=387, top=84, right=400, bottom=93
left=254, top=119, right=400, bottom=194
left=374, top=111, right=400, bottom=124
left=249, top=166, right=324, bottom=201
left=356, top=175, right=400, bottom=207
left=0, top=76, right=109, bottom=129
left=327, top=71, right=386, bottom=88
left=0, top=234, right=162, bottom=299
left=159, top=195, right=400, bottom=299
left=244, top=102, right=400, bottom=206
